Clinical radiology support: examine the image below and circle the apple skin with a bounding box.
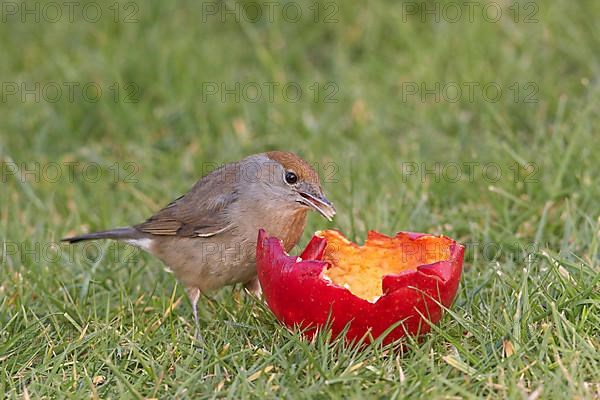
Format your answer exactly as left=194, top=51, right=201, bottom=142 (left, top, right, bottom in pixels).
left=256, top=229, right=465, bottom=344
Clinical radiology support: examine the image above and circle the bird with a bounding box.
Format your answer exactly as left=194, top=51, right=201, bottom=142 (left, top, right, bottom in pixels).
left=62, top=151, right=336, bottom=338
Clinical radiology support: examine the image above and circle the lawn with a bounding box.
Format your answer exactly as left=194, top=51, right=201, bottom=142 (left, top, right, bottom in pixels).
left=0, top=0, right=599, bottom=398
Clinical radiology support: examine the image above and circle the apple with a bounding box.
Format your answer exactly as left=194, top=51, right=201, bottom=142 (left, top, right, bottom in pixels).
left=256, top=229, right=464, bottom=344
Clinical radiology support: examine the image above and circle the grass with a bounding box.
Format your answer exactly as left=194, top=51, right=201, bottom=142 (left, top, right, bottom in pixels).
left=0, top=0, right=599, bottom=398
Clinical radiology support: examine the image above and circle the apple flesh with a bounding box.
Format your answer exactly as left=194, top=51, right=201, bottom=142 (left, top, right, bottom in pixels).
left=256, top=229, right=464, bottom=344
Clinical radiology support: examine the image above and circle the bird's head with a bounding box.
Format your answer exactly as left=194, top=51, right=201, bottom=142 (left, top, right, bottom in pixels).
left=242, top=151, right=336, bottom=221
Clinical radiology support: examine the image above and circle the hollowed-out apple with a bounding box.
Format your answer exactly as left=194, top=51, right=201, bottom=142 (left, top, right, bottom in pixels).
left=256, top=229, right=464, bottom=344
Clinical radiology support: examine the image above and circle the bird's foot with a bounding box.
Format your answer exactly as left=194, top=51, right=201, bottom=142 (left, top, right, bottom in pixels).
left=186, top=287, right=205, bottom=350
left=243, top=277, right=262, bottom=299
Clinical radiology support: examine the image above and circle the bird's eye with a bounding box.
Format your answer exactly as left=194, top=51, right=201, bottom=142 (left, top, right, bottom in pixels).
left=285, top=171, right=298, bottom=184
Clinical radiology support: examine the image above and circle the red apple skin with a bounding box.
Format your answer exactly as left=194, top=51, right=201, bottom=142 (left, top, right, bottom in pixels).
left=256, top=229, right=465, bottom=344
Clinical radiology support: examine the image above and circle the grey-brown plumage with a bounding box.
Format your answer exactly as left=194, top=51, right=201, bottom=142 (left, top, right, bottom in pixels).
left=62, top=151, right=336, bottom=337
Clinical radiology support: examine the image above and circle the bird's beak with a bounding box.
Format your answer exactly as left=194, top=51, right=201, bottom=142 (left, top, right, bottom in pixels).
left=297, top=189, right=336, bottom=221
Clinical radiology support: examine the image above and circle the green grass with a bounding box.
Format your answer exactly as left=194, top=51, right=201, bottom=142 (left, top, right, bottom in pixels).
left=1, top=0, right=599, bottom=398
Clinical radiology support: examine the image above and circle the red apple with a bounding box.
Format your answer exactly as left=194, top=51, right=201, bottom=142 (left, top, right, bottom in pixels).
left=256, top=229, right=464, bottom=344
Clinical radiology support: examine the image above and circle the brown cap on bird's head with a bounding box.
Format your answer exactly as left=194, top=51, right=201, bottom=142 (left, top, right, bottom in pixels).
left=265, top=151, right=320, bottom=186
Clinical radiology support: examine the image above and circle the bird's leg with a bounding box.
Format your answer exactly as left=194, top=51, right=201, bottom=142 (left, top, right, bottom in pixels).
left=243, top=277, right=262, bottom=299
left=186, top=287, right=203, bottom=343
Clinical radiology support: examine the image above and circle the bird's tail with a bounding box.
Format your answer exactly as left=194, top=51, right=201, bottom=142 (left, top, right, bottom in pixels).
left=62, top=227, right=141, bottom=244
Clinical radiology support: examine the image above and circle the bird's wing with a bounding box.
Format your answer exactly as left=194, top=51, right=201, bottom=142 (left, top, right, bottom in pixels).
left=135, top=163, right=239, bottom=238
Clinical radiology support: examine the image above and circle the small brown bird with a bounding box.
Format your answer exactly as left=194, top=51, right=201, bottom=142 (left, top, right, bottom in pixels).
left=63, top=151, right=335, bottom=335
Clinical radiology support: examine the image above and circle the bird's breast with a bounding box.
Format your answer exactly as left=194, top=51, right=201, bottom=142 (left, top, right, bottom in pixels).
left=265, top=208, right=308, bottom=252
